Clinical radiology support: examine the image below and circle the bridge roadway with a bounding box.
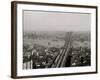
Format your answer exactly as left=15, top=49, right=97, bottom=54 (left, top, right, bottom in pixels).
left=49, top=32, right=72, bottom=68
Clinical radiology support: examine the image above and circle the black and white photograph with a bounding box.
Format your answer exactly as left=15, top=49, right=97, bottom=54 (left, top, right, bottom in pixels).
left=11, top=1, right=97, bottom=78
left=23, top=10, right=91, bottom=69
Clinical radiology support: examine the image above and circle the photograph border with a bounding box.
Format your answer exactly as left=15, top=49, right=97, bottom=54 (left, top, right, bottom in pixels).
left=11, top=1, right=98, bottom=79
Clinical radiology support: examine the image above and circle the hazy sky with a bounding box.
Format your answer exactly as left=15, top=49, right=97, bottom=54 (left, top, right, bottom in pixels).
left=23, top=10, right=91, bottom=31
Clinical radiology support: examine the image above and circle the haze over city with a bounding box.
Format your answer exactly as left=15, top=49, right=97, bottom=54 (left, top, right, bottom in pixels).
left=23, top=10, right=91, bottom=32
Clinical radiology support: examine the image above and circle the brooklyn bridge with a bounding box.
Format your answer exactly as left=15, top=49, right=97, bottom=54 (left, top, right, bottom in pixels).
left=23, top=32, right=90, bottom=69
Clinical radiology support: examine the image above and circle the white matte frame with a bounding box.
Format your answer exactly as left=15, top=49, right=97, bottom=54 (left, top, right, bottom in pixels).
left=13, top=1, right=97, bottom=78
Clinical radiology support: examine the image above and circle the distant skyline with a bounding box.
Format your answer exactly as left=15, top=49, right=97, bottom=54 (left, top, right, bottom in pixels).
left=23, top=10, right=91, bottom=31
